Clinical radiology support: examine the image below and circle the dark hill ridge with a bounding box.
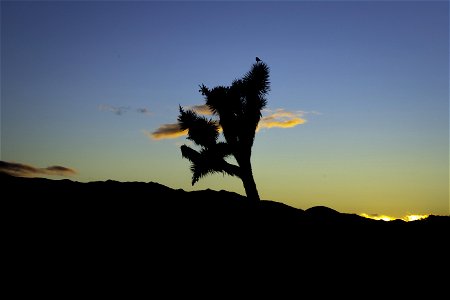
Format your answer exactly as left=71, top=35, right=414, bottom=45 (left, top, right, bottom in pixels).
left=3, top=171, right=449, bottom=284
left=4, top=171, right=448, bottom=230
left=3, top=171, right=449, bottom=258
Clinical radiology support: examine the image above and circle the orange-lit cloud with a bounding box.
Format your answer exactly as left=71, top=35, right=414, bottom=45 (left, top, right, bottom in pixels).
left=149, top=107, right=310, bottom=140
left=188, top=104, right=213, bottom=115
left=258, top=109, right=306, bottom=130
left=0, top=161, right=77, bottom=177
left=144, top=125, right=188, bottom=140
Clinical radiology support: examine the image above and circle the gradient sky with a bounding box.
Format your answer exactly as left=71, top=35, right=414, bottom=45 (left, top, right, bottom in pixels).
left=2, top=0, right=448, bottom=218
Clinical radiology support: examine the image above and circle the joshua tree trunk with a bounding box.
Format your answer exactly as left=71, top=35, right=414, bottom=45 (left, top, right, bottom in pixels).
left=239, top=158, right=260, bottom=202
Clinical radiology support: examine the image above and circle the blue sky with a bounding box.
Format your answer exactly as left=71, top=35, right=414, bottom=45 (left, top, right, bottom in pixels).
left=1, top=1, right=448, bottom=218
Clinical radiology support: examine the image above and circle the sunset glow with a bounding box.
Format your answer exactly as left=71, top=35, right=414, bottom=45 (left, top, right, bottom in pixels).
left=403, top=215, right=429, bottom=222
left=360, top=214, right=430, bottom=222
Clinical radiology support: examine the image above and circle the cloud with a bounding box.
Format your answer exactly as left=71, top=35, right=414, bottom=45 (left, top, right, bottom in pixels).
left=150, top=107, right=312, bottom=140
left=258, top=109, right=307, bottom=130
left=187, top=104, right=213, bottom=115
left=45, top=166, right=77, bottom=175
left=144, top=124, right=188, bottom=140
left=98, top=104, right=130, bottom=115
left=137, top=107, right=152, bottom=115
left=0, top=161, right=77, bottom=177
left=99, top=104, right=154, bottom=116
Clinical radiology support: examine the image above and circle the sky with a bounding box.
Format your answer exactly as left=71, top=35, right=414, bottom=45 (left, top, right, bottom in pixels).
left=1, top=0, right=448, bottom=218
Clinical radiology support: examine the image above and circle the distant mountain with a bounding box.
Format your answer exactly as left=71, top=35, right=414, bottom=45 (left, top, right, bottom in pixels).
left=3, top=171, right=447, bottom=229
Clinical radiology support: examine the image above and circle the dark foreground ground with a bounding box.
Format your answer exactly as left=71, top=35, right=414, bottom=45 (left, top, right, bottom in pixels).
left=3, top=172, right=449, bottom=291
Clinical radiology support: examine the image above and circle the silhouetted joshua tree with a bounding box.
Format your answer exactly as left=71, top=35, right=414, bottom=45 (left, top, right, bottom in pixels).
left=177, top=60, right=270, bottom=201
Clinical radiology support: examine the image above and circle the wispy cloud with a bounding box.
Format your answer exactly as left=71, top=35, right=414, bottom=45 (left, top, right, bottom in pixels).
left=99, top=104, right=153, bottom=117
left=0, top=161, right=77, bottom=177
left=98, top=104, right=130, bottom=115
left=258, top=109, right=307, bottom=130
left=136, top=107, right=152, bottom=115
left=144, top=124, right=188, bottom=140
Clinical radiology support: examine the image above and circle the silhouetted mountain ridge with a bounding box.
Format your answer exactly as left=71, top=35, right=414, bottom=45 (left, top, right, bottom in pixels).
left=4, top=171, right=448, bottom=230
left=4, top=170, right=450, bottom=280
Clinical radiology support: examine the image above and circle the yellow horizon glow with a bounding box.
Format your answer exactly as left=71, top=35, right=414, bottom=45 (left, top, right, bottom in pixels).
left=359, top=213, right=429, bottom=222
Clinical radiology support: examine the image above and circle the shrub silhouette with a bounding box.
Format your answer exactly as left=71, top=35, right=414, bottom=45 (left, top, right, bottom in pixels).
left=177, top=60, right=270, bottom=201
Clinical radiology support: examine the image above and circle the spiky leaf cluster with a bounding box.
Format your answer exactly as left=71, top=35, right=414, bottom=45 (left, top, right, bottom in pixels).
left=178, top=62, right=270, bottom=185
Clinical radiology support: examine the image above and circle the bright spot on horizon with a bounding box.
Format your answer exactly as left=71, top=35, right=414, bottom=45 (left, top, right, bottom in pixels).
left=404, top=215, right=429, bottom=222
left=360, top=213, right=429, bottom=222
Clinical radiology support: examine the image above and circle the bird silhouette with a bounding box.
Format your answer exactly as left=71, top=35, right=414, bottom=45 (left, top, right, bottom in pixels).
left=256, top=57, right=261, bottom=62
